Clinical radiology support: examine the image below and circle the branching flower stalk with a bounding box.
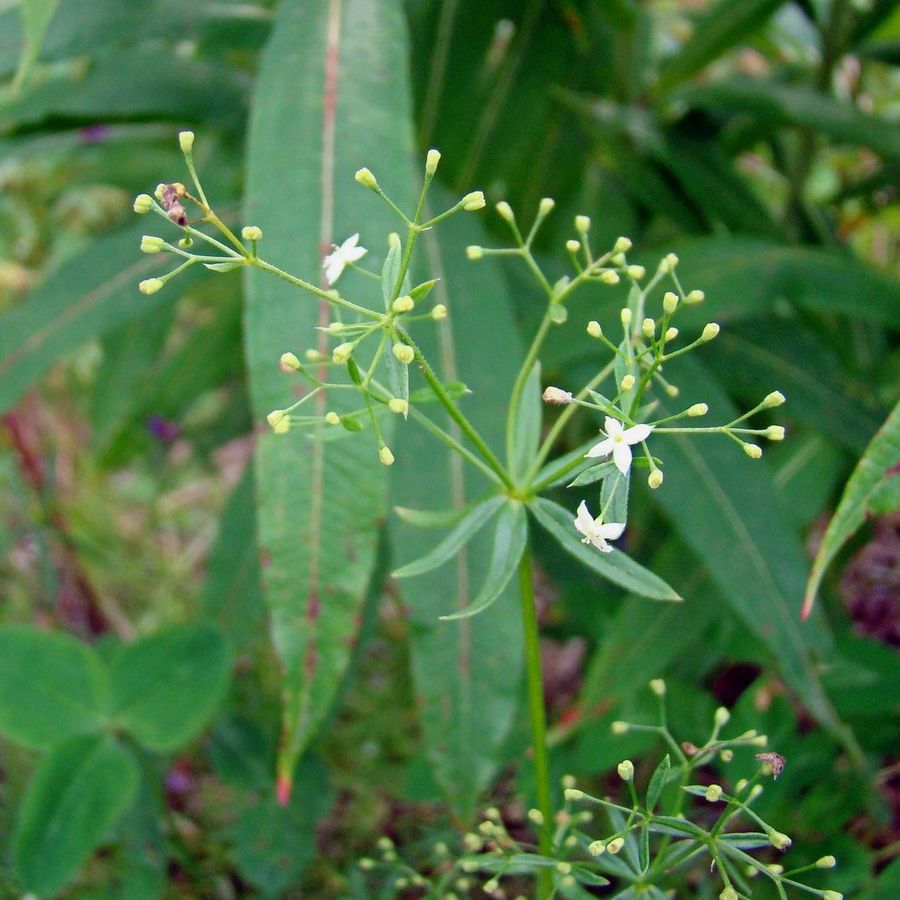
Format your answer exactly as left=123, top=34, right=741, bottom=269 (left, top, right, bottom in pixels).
left=135, top=133, right=793, bottom=899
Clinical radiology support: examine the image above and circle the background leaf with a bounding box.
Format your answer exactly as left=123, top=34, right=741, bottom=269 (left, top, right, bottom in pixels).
left=12, top=0, right=61, bottom=91
left=243, top=0, right=417, bottom=791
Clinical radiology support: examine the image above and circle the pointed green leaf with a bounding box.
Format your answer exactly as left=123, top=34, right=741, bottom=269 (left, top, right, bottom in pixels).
left=439, top=501, right=527, bottom=621
left=12, top=0, right=61, bottom=92
left=646, top=754, right=671, bottom=812
left=393, top=496, right=484, bottom=528
left=529, top=497, right=681, bottom=601
left=392, top=494, right=505, bottom=578
left=0, top=625, right=109, bottom=748
left=243, top=0, right=416, bottom=790
left=510, top=362, right=542, bottom=480
left=110, top=625, right=232, bottom=752
left=804, top=399, right=900, bottom=617
left=12, top=734, right=139, bottom=896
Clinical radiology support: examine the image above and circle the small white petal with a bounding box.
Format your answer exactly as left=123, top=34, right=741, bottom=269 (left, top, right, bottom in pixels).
left=340, top=233, right=360, bottom=252
left=603, top=417, right=625, bottom=438
left=590, top=535, right=613, bottom=553
left=598, top=522, right=625, bottom=541
left=622, top=422, right=653, bottom=445
left=324, top=256, right=344, bottom=285
left=612, top=442, right=633, bottom=474
left=585, top=438, right=614, bottom=459
left=344, top=244, right=367, bottom=264
left=574, top=500, right=594, bottom=537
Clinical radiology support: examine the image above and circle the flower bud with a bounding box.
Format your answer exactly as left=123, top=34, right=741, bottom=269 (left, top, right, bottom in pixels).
left=642, top=317, right=655, bottom=338
left=358, top=858, right=374, bottom=869
left=325, top=411, right=340, bottom=425
left=685, top=289, right=705, bottom=304
left=566, top=239, right=580, bottom=253
left=140, top=235, right=165, bottom=254
left=484, top=879, right=499, bottom=893
left=617, top=760, right=634, bottom=782
left=242, top=225, right=263, bottom=242
left=328, top=322, right=344, bottom=334
left=763, top=390, right=786, bottom=408
left=425, top=148, right=441, bottom=176
left=280, top=352, right=302, bottom=371
left=816, top=856, right=836, bottom=869
left=393, top=343, right=415, bottom=365
left=743, top=443, right=762, bottom=459
left=556, top=861, right=572, bottom=876
left=658, top=252, right=678, bottom=273
left=392, top=295, right=414, bottom=313
left=626, top=265, right=645, bottom=280
left=138, top=278, right=164, bottom=295
left=611, top=720, right=630, bottom=734
left=588, top=840, right=606, bottom=856
left=466, top=245, right=484, bottom=260
left=332, top=342, right=354, bottom=363
left=768, top=830, right=792, bottom=851
left=388, top=398, right=408, bottom=414
left=573, top=214, right=590, bottom=234
left=715, top=706, right=731, bottom=727
left=720, top=749, right=734, bottom=762
left=614, top=236, right=632, bottom=253
left=719, top=888, right=738, bottom=900
left=705, top=784, right=723, bottom=802
left=665, top=327, right=678, bottom=341
left=687, top=402, right=708, bottom=417
left=431, top=304, right=448, bottom=320
left=607, top=838, right=624, bottom=855
left=563, top=787, right=583, bottom=801
left=133, top=193, right=154, bottom=214
left=496, top=201, right=514, bottom=222
left=620, top=308, right=632, bottom=326
left=822, top=893, right=843, bottom=900
left=648, top=469, right=664, bottom=489
left=379, top=445, right=395, bottom=466
left=354, top=167, right=378, bottom=189
left=388, top=232, right=401, bottom=250
left=179, top=131, right=195, bottom=154
left=616, top=376, right=633, bottom=394
left=539, top=197, right=555, bottom=215
left=461, top=191, right=485, bottom=211
left=599, top=270, right=620, bottom=285
left=663, top=291, right=678, bottom=314
left=527, top=808, right=544, bottom=825
left=701, top=322, right=720, bottom=342
left=305, top=349, right=325, bottom=362
left=649, top=679, right=666, bottom=696
left=542, top=386, right=573, bottom=405
left=665, top=383, right=680, bottom=397
left=266, top=409, right=286, bottom=427
left=587, top=320, right=602, bottom=338
left=610, top=253, right=625, bottom=266
left=766, top=425, right=785, bottom=440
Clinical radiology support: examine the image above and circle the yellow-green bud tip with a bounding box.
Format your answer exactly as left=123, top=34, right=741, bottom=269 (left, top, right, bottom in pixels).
left=266, top=409, right=286, bottom=427
left=642, top=317, right=655, bottom=337
left=242, top=225, right=263, bottom=242
left=575, top=214, right=590, bottom=233
left=542, top=386, right=573, bottom=405
left=658, top=252, right=679, bottom=273
left=133, top=193, right=154, bottom=214
left=617, top=760, right=634, bottom=782
left=685, top=289, right=705, bottom=304
left=563, top=787, right=583, bottom=801
left=600, top=270, right=620, bottom=285
left=461, top=191, right=485, bottom=211
left=687, top=403, right=708, bottom=417
left=392, top=295, right=414, bottom=313
left=648, top=469, right=664, bottom=489
left=743, top=443, right=763, bottom=459
left=719, top=888, right=738, bottom=900
left=527, top=808, right=544, bottom=825
left=539, top=197, right=555, bottom=216
left=588, top=840, right=606, bottom=856
left=379, top=446, right=395, bottom=466
left=325, top=412, right=340, bottom=426
left=140, top=235, right=165, bottom=254
left=495, top=200, right=514, bottom=221
left=715, top=706, right=731, bottom=726
left=611, top=720, right=630, bottom=734
left=649, top=678, right=666, bottom=696
left=816, top=856, right=837, bottom=869
left=620, top=308, right=633, bottom=326
left=332, top=342, right=354, bottom=363
left=354, top=167, right=378, bottom=189
left=279, top=352, right=302, bottom=371
left=766, top=425, right=786, bottom=441
left=466, top=245, right=484, bottom=260
left=607, top=838, right=624, bottom=855
left=663, top=291, right=678, bottom=314
left=701, top=322, right=720, bottom=342
left=587, top=320, right=602, bottom=338
left=178, top=131, right=195, bottom=154
left=388, top=398, right=408, bottom=415
left=425, top=148, right=441, bottom=176
left=822, top=893, right=843, bottom=900
left=763, top=390, right=786, bottom=408
left=393, top=343, right=415, bottom=365
left=665, top=326, right=679, bottom=341
left=358, top=858, right=374, bottom=869
left=705, top=784, right=723, bottom=802
left=432, top=304, right=448, bottom=320
left=619, top=375, right=635, bottom=392
left=627, top=265, right=646, bottom=280
left=556, top=862, right=571, bottom=875
left=614, top=236, right=632, bottom=253
left=138, top=278, right=164, bottom=295
left=768, top=830, right=792, bottom=851
left=484, top=879, right=499, bottom=893
left=566, top=239, right=580, bottom=253
left=720, top=748, right=734, bottom=762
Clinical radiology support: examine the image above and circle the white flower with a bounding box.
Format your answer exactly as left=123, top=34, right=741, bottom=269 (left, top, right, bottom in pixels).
left=573, top=501, right=625, bottom=553
left=585, top=416, right=653, bottom=474
left=323, top=233, right=367, bottom=285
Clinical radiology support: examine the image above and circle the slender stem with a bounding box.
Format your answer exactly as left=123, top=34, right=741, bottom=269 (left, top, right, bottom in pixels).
left=518, top=544, right=553, bottom=899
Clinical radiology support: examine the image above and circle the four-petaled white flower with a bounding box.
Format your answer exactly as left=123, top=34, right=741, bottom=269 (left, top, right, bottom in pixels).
left=573, top=501, right=625, bottom=553
left=323, top=233, right=367, bottom=285
left=586, top=416, right=653, bottom=474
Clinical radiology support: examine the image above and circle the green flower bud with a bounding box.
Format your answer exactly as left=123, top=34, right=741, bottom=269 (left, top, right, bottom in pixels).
left=563, top=787, right=583, bottom=801
left=178, top=131, right=195, bottom=154
left=133, top=193, right=154, bottom=214
left=663, top=291, right=679, bottom=314
left=432, top=304, right=448, bottom=320
left=566, top=239, right=580, bottom=253
left=763, top=390, right=786, bottom=407
left=766, top=425, right=786, bottom=440
left=393, top=343, right=415, bottom=365
left=496, top=200, right=514, bottom=221
left=600, top=270, right=620, bottom=285
left=539, top=197, right=555, bottom=215
left=715, top=706, right=730, bottom=726
left=280, top=352, right=302, bottom=371
left=768, top=830, right=792, bottom=851
left=461, top=191, right=485, bottom=211
left=611, top=720, right=630, bottom=734
left=685, top=289, right=705, bottom=304
left=648, top=469, right=664, bottom=489
left=388, top=398, right=408, bottom=414
left=620, top=308, right=632, bottom=326
left=575, top=214, right=590, bottom=233
left=614, top=236, right=632, bottom=253
left=332, top=342, right=354, bottom=363
left=642, top=317, right=656, bottom=338
left=607, top=838, right=624, bottom=855
left=587, top=320, right=602, bottom=338
left=466, top=245, right=484, bottom=260
left=354, top=167, right=378, bottom=189
left=379, top=445, right=395, bottom=466
left=325, top=411, right=340, bottom=425
left=687, top=403, right=708, bottom=417
left=743, top=443, right=763, bottom=459
left=626, top=265, right=645, bottom=280
left=665, top=326, right=679, bottom=341
left=425, top=148, right=441, bottom=176
left=705, top=784, right=723, bottom=802
left=140, top=235, right=165, bottom=254
left=649, top=679, right=666, bottom=696
left=242, top=225, right=263, bottom=242
left=617, top=760, right=634, bottom=782
left=392, top=295, right=414, bottom=313
left=701, top=322, right=720, bottom=342
left=588, top=840, right=606, bottom=856
left=138, top=278, right=164, bottom=295
left=816, top=856, right=837, bottom=869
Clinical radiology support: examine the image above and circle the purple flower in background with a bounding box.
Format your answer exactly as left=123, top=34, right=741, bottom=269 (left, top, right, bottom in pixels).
left=79, top=124, right=111, bottom=144
left=148, top=415, right=180, bottom=443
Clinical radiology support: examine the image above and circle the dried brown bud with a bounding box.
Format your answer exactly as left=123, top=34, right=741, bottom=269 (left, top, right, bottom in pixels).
left=755, top=752, right=785, bottom=779
left=161, top=183, right=188, bottom=227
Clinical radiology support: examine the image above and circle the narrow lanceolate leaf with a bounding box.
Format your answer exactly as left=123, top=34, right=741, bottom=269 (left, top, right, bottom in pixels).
left=0, top=221, right=203, bottom=415
left=803, top=400, right=900, bottom=618
left=529, top=497, right=681, bottom=602
left=244, top=0, right=416, bottom=799
left=12, top=734, right=139, bottom=897
left=392, top=494, right=505, bottom=578
left=509, top=362, right=541, bottom=480
left=391, top=185, right=524, bottom=822
left=439, top=501, right=527, bottom=621
left=12, top=0, right=61, bottom=91
left=652, top=357, right=856, bottom=756
left=0, top=626, right=109, bottom=748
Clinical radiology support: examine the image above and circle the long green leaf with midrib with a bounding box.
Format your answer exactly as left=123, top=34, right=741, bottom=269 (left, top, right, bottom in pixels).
left=243, top=0, right=415, bottom=798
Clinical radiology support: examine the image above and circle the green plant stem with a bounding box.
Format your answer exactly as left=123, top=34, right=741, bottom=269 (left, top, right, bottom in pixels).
left=518, top=545, right=553, bottom=899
